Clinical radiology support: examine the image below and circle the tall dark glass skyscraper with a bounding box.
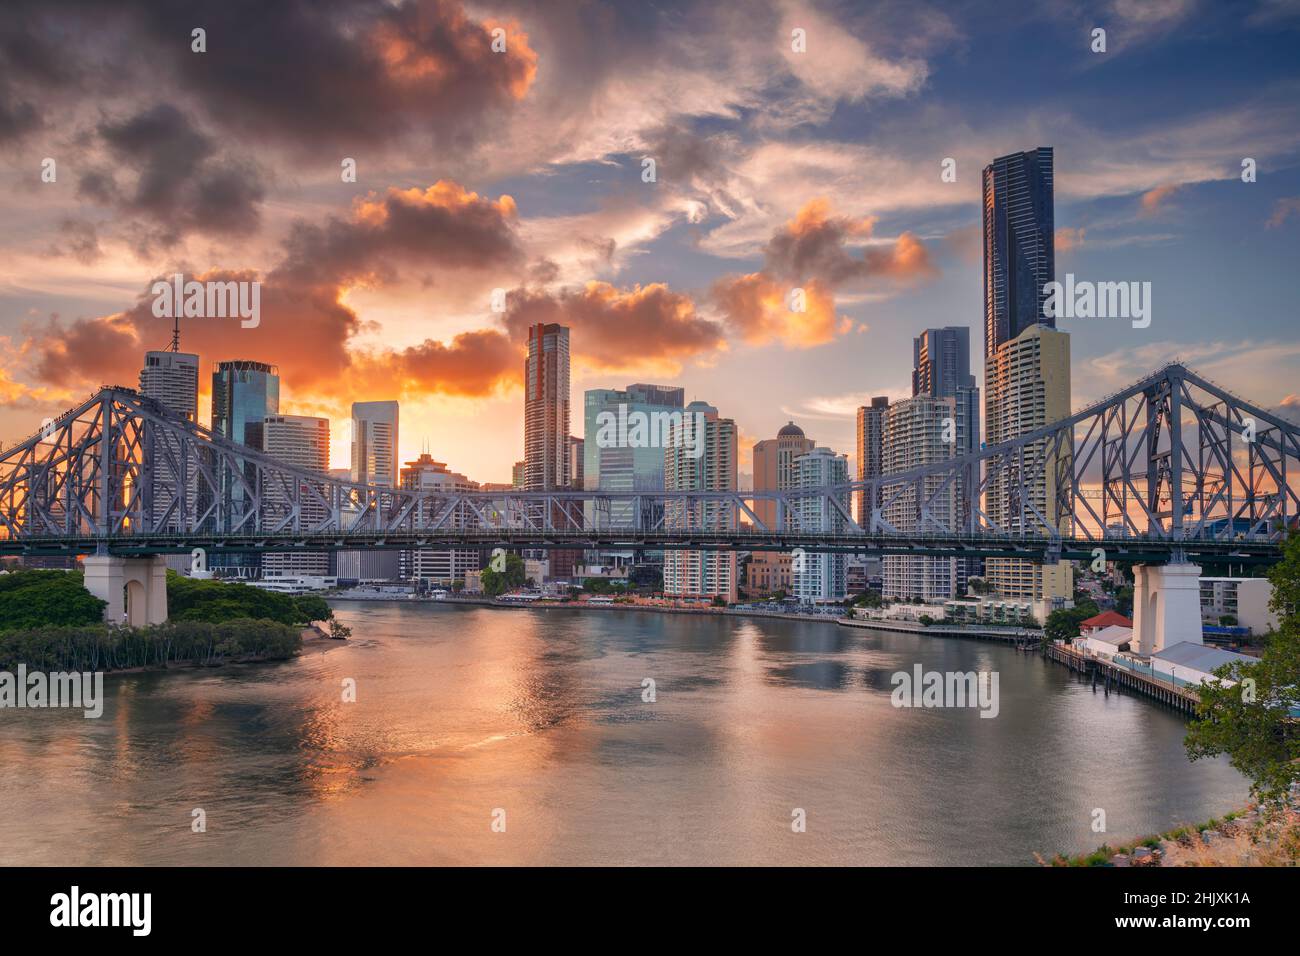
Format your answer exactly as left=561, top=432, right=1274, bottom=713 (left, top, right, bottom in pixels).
left=207, top=360, right=280, bottom=572
left=982, top=147, right=1054, bottom=358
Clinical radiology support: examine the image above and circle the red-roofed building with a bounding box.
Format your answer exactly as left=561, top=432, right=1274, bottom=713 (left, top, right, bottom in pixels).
left=1079, top=610, right=1133, bottom=635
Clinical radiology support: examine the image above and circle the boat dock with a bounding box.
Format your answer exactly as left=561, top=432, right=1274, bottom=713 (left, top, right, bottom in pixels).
left=1044, top=642, right=1201, bottom=715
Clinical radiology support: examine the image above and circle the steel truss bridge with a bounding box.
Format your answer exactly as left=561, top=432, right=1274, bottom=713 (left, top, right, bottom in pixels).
left=0, top=363, right=1296, bottom=565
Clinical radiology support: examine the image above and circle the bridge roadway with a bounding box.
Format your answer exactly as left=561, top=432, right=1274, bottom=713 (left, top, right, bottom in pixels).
left=1, top=529, right=1281, bottom=564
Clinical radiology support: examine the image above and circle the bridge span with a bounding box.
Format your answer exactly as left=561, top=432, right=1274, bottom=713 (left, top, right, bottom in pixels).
left=1, top=362, right=1297, bottom=625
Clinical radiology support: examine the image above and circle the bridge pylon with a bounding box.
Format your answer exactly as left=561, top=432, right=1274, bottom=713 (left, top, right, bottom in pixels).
left=1131, top=562, right=1202, bottom=656
left=83, top=555, right=169, bottom=627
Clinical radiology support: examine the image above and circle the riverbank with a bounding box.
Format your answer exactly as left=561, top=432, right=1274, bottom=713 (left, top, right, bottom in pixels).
left=1045, top=785, right=1300, bottom=866
left=334, top=593, right=849, bottom=626
left=335, top=593, right=1044, bottom=638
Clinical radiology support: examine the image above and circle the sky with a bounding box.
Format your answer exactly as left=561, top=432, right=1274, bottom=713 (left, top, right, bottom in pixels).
left=2, top=0, right=1299, bottom=485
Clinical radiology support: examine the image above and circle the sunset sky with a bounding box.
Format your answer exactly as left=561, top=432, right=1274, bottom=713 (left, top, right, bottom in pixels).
left=2, top=0, right=1299, bottom=484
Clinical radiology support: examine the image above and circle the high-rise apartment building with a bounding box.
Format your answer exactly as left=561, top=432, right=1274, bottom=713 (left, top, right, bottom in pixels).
left=855, top=397, right=889, bottom=526
left=523, top=323, right=575, bottom=580
left=523, top=323, right=570, bottom=491
left=792, top=446, right=850, bottom=603
left=399, top=453, right=482, bottom=586
left=982, top=146, right=1072, bottom=613
left=261, top=414, right=331, bottom=579
left=881, top=396, right=960, bottom=600
left=983, top=324, right=1073, bottom=607
left=747, top=422, right=815, bottom=597
left=663, top=401, right=738, bottom=603
left=983, top=147, right=1055, bottom=359
left=912, top=326, right=980, bottom=584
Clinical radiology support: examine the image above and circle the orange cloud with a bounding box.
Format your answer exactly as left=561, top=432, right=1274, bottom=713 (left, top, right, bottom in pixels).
left=1140, top=184, right=1181, bottom=215
left=503, top=281, right=726, bottom=374
left=712, top=198, right=936, bottom=348
left=1056, top=226, right=1087, bottom=252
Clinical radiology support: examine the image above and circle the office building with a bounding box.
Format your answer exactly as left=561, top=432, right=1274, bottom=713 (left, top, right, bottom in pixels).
left=338, top=401, right=401, bottom=581
left=350, top=401, right=399, bottom=487
left=399, top=453, right=483, bottom=586
left=261, top=415, right=331, bottom=579
left=747, top=422, right=814, bottom=597
left=139, top=349, right=199, bottom=535
left=207, top=360, right=279, bottom=576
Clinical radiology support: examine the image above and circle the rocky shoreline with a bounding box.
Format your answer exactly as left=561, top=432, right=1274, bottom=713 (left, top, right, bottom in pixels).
left=1045, top=784, right=1300, bottom=866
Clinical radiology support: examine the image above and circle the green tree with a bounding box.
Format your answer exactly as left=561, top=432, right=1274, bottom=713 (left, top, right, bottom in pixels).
left=166, top=573, right=301, bottom=624
left=1114, top=584, right=1135, bottom=618
left=1185, top=535, right=1300, bottom=804
left=292, top=594, right=333, bottom=624
left=481, top=553, right=526, bottom=597
left=0, top=570, right=107, bottom=630
left=1044, top=600, right=1100, bottom=644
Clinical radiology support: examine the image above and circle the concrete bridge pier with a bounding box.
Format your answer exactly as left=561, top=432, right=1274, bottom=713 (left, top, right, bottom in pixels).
left=1131, top=562, right=1202, bottom=656
left=82, top=555, right=169, bottom=627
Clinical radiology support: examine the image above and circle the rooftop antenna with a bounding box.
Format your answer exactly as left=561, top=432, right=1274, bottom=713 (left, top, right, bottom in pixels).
left=169, top=313, right=181, bottom=352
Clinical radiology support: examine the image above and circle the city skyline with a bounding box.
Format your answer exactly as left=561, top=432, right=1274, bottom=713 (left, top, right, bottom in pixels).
left=2, top=1, right=1299, bottom=486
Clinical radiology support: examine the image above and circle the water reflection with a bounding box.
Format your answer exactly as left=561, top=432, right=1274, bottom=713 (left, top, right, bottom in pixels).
left=0, top=601, right=1250, bottom=866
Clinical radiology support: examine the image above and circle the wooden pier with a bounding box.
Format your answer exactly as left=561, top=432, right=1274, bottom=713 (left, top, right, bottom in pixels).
left=1044, top=642, right=1200, bottom=715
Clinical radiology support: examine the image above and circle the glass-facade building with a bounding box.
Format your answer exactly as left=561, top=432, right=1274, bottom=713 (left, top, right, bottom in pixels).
left=983, top=147, right=1055, bottom=359
left=207, top=360, right=279, bottom=573
left=583, top=383, right=685, bottom=530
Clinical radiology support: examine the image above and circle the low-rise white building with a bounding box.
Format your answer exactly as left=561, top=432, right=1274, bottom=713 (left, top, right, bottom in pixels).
left=1077, top=625, right=1132, bottom=660
left=1149, top=641, right=1256, bottom=689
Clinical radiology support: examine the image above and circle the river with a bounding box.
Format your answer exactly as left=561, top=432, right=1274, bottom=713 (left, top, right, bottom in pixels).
left=0, top=601, right=1249, bottom=865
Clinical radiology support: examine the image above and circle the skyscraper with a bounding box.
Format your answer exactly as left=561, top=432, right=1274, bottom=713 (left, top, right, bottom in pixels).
left=982, top=147, right=1072, bottom=615
left=792, top=446, right=850, bottom=604
left=139, top=349, right=199, bottom=537
left=583, top=384, right=685, bottom=503
left=261, top=414, right=331, bottom=579
left=208, top=360, right=279, bottom=576
left=747, top=422, right=815, bottom=597
left=337, top=400, right=401, bottom=582
left=212, top=360, right=280, bottom=449
left=140, top=350, right=199, bottom=421
left=912, top=327, right=980, bottom=581
left=523, top=323, right=575, bottom=580
left=523, top=323, right=570, bottom=491
left=854, top=397, right=889, bottom=526
left=983, top=324, right=1073, bottom=609
left=350, top=401, right=399, bottom=488
left=983, top=147, right=1055, bottom=359
left=663, top=401, right=738, bottom=603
